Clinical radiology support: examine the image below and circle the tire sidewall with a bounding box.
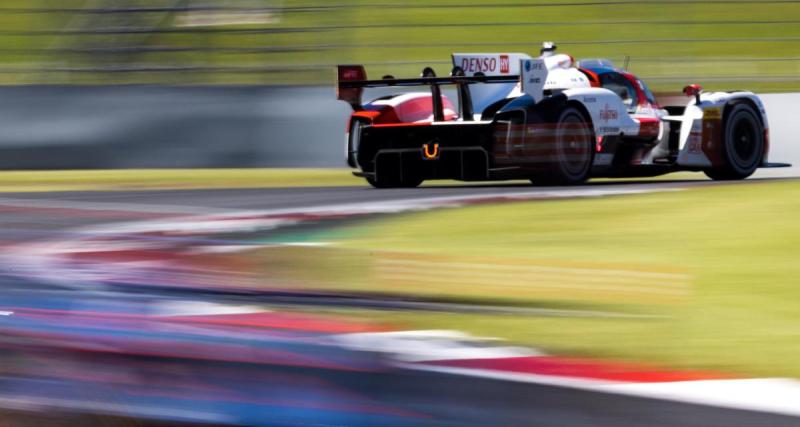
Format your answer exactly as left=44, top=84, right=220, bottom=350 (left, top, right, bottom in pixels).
left=723, top=104, right=763, bottom=176
left=348, top=119, right=366, bottom=168
left=553, top=107, right=594, bottom=183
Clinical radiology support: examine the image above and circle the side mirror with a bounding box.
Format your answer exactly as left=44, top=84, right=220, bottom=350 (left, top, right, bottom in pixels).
left=682, top=84, right=703, bottom=104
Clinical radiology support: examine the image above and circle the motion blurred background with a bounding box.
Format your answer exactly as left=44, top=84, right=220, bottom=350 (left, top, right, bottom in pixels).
left=0, top=2, right=800, bottom=427
left=0, top=0, right=797, bottom=169
left=2, top=0, right=799, bottom=90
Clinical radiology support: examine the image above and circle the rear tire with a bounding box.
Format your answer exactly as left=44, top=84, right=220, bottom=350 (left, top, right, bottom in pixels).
left=704, top=103, right=763, bottom=181
left=531, top=106, right=595, bottom=186
left=347, top=119, right=366, bottom=168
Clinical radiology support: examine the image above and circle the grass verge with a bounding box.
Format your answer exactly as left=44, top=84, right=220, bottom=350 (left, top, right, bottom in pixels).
left=308, top=179, right=800, bottom=377
left=0, top=168, right=367, bottom=192
left=0, top=169, right=709, bottom=192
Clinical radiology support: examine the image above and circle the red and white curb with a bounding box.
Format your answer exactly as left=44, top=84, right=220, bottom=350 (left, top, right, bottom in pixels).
left=333, top=330, right=800, bottom=418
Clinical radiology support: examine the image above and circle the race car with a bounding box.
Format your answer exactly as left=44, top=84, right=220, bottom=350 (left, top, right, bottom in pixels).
left=337, top=43, right=788, bottom=188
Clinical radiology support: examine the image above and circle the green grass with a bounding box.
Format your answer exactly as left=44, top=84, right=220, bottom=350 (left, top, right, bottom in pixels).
left=0, top=169, right=706, bottom=192
left=0, top=168, right=365, bottom=192
left=303, top=179, right=800, bottom=377
left=1, top=1, right=799, bottom=91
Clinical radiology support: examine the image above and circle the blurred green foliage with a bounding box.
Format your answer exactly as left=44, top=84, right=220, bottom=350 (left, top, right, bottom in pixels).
left=0, top=0, right=798, bottom=91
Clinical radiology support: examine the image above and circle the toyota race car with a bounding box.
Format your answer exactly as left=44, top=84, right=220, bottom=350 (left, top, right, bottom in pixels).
left=337, top=43, right=789, bottom=188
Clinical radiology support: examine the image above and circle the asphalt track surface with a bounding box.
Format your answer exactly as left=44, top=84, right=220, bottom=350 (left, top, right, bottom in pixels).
left=1, top=178, right=799, bottom=426
left=0, top=178, right=739, bottom=220
left=0, top=179, right=741, bottom=247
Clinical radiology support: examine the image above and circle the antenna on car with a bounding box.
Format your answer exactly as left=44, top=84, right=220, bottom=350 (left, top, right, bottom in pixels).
left=623, top=55, right=630, bottom=71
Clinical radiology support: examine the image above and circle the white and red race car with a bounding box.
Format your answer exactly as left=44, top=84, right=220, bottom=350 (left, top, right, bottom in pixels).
left=337, top=43, right=788, bottom=188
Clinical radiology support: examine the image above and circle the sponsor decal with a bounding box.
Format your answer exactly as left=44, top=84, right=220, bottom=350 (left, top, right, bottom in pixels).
left=500, top=55, right=510, bottom=74
left=461, top=57, right=498, bottom=73
left=599, top=104, right=618, bottom=122
left=342, top=69, right=360, bottom=79
left=528, top=60, right=544, bottom=71
left=583, top=97, right=597, bottom=103
left=599, top=126, right=620, bottom=134
left=680, top=132, right=712, bottom=167
left=703, top=107, right=722, bottom=119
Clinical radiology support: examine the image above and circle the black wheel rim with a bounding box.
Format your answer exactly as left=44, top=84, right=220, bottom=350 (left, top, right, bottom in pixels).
left=557, top=113, right=592, bottom=177
left=731, top=116, right=758, bottom=168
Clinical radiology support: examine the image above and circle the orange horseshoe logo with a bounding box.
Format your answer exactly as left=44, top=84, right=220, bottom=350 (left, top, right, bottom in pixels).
left=422, top=143, right=440, bottom=160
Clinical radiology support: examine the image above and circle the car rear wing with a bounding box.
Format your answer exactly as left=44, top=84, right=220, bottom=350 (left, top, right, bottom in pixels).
left=451, top=53, right=534, bottom=114
left=337, top=64, right=520, bottom=121
left=338, top=59, right=549, bottom=121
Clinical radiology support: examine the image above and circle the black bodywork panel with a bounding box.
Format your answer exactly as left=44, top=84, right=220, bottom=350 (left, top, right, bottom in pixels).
left=358, top=123, right=495, bottom=181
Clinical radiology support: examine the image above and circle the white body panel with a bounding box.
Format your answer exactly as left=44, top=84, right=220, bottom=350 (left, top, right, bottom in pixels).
left=546, top=68, right=591, bottom=91
left=563, top=88, right=640, bottom=138
left=371, top=92, right=458, bottom=123
left=521, top=57, right=591, bottom=103
left=542, top=54, right=591, bottom=92
left=541, top=53, right=574, bottom=71
left=671, top=104, right=708, bottom=167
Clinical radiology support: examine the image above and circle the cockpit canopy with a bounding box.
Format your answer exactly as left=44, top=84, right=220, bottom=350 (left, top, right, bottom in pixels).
left=576, top=58, right=616, bottom=69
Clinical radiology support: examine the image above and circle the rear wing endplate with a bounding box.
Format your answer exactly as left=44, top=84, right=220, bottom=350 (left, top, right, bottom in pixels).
left=520, top=58, right=548, bottom=103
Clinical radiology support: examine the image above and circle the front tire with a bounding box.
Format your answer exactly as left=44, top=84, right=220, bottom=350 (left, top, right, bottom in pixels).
left=704, top=103, right=764, bottom=180
left=532, top=106, right=595, bottom=186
